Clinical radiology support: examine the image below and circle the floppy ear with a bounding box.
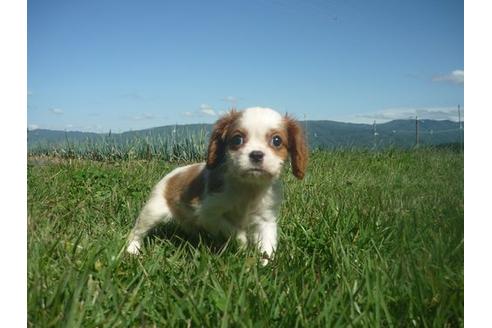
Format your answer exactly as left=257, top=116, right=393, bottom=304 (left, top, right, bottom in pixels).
left=206, top=110, right=239, bottom=169
left=285, top=116, right=308, bottom=179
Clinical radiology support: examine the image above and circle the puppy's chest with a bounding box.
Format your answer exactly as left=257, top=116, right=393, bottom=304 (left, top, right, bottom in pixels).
left=222, top=204, right=258, bottom=226
left=206, top=192, right=269, bottom=226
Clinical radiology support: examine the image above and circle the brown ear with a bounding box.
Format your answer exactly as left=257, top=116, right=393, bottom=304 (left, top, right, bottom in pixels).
left=285, top=116, right=308, bottom=179
left=206, top=110, right=240, bottom=169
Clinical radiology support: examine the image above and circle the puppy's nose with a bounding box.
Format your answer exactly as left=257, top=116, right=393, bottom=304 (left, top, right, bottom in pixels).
left=249, top=150, right=264, bottom=163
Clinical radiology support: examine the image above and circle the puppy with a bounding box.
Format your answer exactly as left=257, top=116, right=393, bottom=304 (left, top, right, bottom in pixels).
left=126, top=107, right=308, bottom=263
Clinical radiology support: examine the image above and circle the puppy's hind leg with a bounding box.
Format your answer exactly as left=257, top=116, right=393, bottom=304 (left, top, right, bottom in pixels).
left=126, top=189, right=173, bottom=255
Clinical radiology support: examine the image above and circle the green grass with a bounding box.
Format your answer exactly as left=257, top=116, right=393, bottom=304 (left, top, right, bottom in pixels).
left=27, top=149, right=463, bottom=327
left=28, top=130, right=208, bottom=162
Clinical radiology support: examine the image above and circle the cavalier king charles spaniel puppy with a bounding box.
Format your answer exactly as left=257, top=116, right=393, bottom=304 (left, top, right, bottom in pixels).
left=126, top=107, right=308, bottom=264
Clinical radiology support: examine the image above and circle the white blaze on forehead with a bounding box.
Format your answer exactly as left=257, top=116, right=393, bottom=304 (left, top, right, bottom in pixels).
left=229, top=107, right=286, bottom=178
left=239, top=107, right=283, bottom=135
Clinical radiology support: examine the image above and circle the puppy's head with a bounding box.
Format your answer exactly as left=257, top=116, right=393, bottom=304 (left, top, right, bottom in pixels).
left=206, top=107, right=308, bottom=182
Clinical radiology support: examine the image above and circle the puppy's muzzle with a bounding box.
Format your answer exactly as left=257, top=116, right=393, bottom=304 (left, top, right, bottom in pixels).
left=249, top=150, right=264, bottom=163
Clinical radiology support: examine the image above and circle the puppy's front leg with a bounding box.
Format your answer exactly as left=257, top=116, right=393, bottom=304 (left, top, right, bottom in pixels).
left=253, top=220, right=278, bottom=265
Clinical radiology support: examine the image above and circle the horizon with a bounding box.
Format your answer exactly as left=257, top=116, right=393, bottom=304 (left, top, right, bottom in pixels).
left=27, top=116, right=463, bottom=134
left=28, top=0, right=463, bottom=133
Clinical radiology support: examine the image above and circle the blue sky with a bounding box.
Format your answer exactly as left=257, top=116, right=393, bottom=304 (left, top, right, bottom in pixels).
left=27, top=0, right=464, bottom=132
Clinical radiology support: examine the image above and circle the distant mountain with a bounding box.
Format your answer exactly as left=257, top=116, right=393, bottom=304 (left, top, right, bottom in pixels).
left=27, top=119, right=463, bottom=150
left=27, top=129, right=101, bottom=144
left=306, top=119, right=463, bottom=149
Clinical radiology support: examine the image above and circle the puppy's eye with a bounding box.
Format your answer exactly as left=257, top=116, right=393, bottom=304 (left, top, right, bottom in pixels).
left=271, top=135, right=282, bottom=147
left=231, top=135, right=244, bottom=146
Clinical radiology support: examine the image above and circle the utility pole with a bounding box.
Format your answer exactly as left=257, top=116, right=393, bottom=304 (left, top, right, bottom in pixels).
left=303, top=113, right=307, bottom=134
left=415, top=116, right=419, bottom=147
left=373, top=120, right=378, bottom=150
left=458, top=104, right=461, bottom=129
left=458, top=104, right=463, bottom=149
left=303, top=113, right=309, bottom=142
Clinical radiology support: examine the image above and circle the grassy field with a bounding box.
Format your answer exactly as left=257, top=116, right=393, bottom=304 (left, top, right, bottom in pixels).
left=27, top=149, right=463, bottom=327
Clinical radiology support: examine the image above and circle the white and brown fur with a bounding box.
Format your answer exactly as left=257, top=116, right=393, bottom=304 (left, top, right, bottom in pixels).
left=126, top=107, right=308, bottom=264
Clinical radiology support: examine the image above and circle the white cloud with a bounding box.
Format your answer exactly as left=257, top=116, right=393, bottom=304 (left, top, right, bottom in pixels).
left=130, top=113, right=155, bottom=120
left=352, top=106, right=463, bottom=123
left=28, top=124, right=39, bottom=130
left=183, top=104, right=227, bottom=118
left=49, top=108, right=64, bottom=115
left=200, top=108, right=216, bottom=116
left=199, top=104, right=216, bottom=116
left=222, top=96, right=237, bottom=102
left=432, top=69, right=464, bottom=85
left=120, top=91, right=144, bottom=100
left=221, top=96, right=242, bottom=106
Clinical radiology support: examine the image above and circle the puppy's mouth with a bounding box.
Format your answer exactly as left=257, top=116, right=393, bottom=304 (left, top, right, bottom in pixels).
left=243, top=167, right=272, bottom=177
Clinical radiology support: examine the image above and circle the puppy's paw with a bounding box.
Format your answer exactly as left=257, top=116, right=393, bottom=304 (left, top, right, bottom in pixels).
left=126, top=240, right=141, bottom=255
left=236, top=231, right=248, bottom=249
left=260, top=253, right=273, bottom=266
